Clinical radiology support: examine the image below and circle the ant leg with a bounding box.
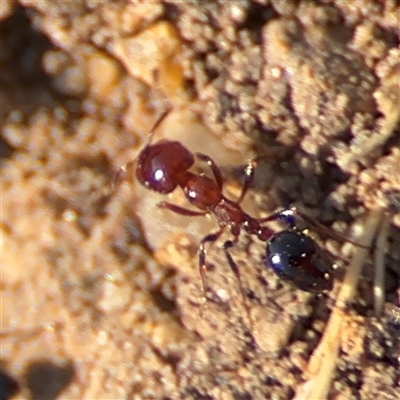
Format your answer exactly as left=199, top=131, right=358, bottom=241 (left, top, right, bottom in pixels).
left=199, top=229, right=225, bottom=298
left=157, top=201, right=208, bottom=217
left=257, top=208, right=296, bottom=228
left=258, top=207, right=370, bottom=249
left=288, top=207, right=370, bottom=249
left=223, top=239, right=255, bottom=329
left=237, top=159, right=257, bottom=204
left=194, top=153, right=223, bottom=191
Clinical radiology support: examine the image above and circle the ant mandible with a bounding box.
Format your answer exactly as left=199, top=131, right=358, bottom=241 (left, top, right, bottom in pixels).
left=133, top=106, right=335, bottom=299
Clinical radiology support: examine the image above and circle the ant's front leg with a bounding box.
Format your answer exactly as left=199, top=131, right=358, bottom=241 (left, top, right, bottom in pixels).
left=157, top=201, right=208, bottom=217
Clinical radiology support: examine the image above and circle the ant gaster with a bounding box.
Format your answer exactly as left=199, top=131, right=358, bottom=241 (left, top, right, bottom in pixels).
left=134, top=107, right=334, bottom=297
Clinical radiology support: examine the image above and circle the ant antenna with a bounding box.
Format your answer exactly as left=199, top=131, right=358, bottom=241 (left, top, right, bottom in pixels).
left=92, top=99, right=173, bottom=213
left=146, top=69, right=174, bottom=145
left=146, top=104, right=173, bottom=146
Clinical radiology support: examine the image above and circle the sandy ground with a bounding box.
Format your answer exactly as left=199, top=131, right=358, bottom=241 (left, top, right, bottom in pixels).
left=1, top=1, right=399, bottom=399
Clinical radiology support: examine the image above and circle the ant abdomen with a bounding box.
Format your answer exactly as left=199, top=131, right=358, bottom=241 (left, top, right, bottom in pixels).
left=265, top=230, right=334, bottom=293
left=136, top=140, right=194, bottom=194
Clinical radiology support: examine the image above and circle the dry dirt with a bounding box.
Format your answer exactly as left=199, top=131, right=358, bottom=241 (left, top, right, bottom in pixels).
left=1, top=1, right=399, bottom=400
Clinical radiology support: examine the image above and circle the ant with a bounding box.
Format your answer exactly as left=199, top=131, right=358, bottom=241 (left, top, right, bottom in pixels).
left=131, top=105, right=336, bottom=301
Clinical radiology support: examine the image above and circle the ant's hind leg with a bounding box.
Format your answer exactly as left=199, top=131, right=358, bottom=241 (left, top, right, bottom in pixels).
left=269, top=207, right=370, bottom=249
left=223, top=240, right=255, bottom=330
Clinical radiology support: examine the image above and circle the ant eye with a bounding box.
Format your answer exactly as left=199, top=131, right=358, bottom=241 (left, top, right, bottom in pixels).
left=265, top=231, right=333, bottom=292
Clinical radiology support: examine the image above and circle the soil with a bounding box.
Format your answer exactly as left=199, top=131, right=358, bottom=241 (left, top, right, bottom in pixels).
left=1, top=1, right=399, bottom=399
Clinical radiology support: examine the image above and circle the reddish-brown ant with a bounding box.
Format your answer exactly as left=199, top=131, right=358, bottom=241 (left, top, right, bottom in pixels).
left=132, top=106, right=336, bottom=299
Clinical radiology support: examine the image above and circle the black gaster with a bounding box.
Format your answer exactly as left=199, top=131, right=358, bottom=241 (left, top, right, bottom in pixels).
left=265, top=230, right=334, bottom=292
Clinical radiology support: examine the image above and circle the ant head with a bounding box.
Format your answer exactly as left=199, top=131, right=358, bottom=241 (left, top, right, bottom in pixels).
left=136, top=140, right=195, bottom=194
